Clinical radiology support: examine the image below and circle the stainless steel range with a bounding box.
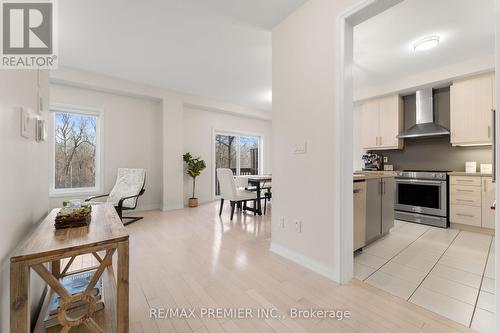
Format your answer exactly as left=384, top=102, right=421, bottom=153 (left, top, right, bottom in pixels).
left=395, top=170, right=449, bottom=228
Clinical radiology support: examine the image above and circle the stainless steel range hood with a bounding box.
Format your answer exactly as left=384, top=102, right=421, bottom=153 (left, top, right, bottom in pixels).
left=397, top=88, right=450, bottom=139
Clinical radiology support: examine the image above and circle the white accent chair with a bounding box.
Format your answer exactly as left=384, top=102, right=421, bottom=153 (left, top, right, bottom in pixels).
left=217, top=168, right=257, bottom=220
left=86, top=168, right=146, bottom=225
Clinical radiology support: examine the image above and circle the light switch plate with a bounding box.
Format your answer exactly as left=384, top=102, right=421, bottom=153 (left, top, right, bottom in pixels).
left=20, top=107, right=31, bottom=139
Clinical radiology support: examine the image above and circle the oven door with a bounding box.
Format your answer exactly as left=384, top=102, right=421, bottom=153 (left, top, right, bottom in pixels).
left=395, top=178, right=447, bottom=217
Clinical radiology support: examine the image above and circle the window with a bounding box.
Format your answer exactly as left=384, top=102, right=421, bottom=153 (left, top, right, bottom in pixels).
left=50, top=105, right=102, bottom=196
left=214, top=132, right=261, bottom=196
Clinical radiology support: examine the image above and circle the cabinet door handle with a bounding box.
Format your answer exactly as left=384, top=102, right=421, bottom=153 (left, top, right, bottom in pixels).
left=456, top=198, right=474, bottom=203
left=379, top=136, right=383, bottom=146
left=456, top=189, right=474, bottom=192
left=457, top=213, right=474, bottom=218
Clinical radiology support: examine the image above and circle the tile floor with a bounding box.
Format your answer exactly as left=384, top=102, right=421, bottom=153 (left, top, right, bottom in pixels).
left=354, top=221, right=496, bottom=332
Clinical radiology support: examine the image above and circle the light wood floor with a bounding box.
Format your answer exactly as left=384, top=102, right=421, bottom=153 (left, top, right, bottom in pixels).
left=73, top=202, right=478, bottom=333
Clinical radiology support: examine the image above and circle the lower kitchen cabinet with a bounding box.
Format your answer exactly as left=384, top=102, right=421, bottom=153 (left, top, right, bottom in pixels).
left=482, top=177, right=496, bottom=229
left=365, top=177, right=395, bottom=244
left=449, top=175, right=495, bottom=229
left=353, top=181, right=367, bottom=251
left=381, top=177, right=395, bottom=234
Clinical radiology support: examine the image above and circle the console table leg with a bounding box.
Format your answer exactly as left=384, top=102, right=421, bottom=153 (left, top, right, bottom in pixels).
left=10, top=262, right=30, bottom=333
left=117, top=240, right=129, bottom=333
left=51, top=259, right=60, bottom=278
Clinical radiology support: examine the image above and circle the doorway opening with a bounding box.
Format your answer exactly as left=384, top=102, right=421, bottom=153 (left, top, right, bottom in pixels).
left=335, top=0, right=499, bottom=331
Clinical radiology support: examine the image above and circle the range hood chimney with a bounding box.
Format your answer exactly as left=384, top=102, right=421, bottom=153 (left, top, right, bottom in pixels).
left=397, top=88, right=450, bottom=139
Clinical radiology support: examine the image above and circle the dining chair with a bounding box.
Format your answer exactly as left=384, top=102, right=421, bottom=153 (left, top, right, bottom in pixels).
left=217, top=168, right=257, bottom=220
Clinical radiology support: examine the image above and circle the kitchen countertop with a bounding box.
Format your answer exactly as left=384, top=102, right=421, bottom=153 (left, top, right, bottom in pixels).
left=353, top=171, right=396, bottom=181
left=448, top=172, right=492, bottom=177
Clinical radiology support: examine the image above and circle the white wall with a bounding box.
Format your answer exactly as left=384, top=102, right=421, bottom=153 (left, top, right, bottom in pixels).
left=183, top=106, right=272, bottom=204
left=51, top=67, right=271, bottom=212
left=0, top=70, right=50, bottom=331
left=272, top=0, right=356, bottom=280
left=48, top=84, right=163, bottom=210
left=354, top=55, right=495, bottom=102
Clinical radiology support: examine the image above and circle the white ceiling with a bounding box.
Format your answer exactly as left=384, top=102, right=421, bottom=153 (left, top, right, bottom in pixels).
left=57, top=0, right=306, bottom=112
left=353, top=0, right=495, bottom=94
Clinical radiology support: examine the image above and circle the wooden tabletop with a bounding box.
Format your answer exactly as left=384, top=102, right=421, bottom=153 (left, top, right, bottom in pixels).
left=247, top=175, right=272, bottom=182
left=11, top=204, right=129, bottom=263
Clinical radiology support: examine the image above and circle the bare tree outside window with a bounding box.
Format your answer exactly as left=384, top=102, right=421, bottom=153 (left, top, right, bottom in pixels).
left=54, top=112, right=97, bottom=189
left=214, top=134, right=260, bottom=195
left=239, top=136, right=259, bottom=175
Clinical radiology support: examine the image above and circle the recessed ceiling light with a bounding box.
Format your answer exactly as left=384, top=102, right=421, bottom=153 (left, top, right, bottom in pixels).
left=413, top=36, right=440, bottom=52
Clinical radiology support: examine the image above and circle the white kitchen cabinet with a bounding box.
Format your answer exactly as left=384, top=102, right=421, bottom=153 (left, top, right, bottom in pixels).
left=449, top=175, right=495, bottom=230
left=361, top=99, right=379, bottom=149
left=361, top=95, right=403, bottom=150
left=481, top=177, right=496, bottom=229
left=450, top=73, right=495, bottom=146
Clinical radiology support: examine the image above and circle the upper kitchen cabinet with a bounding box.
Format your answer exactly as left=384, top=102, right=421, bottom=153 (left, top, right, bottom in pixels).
left=450, top=72, right=495, bottom=146
left=361, top=94, right=403, bottom=150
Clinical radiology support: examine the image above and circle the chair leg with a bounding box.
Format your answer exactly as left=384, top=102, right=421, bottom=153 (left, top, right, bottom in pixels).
left=121, top=216, right=144, bottom=226
left=230, top=201, right=236, bottom=220
left=253, top=200, right=257, bottom=216
left=219, top=199, right=224, bottom=216
left=264, top=197, right=267, bottom=215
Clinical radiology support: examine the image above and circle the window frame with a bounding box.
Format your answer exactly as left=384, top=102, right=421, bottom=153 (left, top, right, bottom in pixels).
left=49, top=103, right=104, bottom=198
left=212, top=129, right=264, bottom=200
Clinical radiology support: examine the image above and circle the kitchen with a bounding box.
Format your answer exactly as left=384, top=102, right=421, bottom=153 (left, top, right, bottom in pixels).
left=350, top=1, right=496, bottom=332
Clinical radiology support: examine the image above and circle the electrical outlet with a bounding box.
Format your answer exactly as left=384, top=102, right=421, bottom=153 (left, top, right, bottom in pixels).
left=293, top=142, right=307, bottom=154
left=295, top=220, right=302, bottom=233
left=279, top=217, right=285, bottom=228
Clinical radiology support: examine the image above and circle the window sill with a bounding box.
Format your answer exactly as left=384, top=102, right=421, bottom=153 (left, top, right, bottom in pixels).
left=49, top=188, right=101, bottom=198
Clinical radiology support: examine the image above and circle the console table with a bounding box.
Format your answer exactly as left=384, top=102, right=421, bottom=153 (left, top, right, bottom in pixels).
left=10, top=204, right=129, bottom=333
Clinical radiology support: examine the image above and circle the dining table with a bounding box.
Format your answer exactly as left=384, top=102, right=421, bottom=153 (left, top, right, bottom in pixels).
left=246, top=175, right=272, bottom=215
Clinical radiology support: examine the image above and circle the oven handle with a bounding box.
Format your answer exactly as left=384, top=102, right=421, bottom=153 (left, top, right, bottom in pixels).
left=395, top=179, right=444, bottom=186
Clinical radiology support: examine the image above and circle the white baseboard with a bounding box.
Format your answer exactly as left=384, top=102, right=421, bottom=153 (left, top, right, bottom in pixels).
left=270, top=242, right=339, bottom=283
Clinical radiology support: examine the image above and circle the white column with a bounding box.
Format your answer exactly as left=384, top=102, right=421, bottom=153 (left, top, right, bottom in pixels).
left=162, top=95, right=185, bottom=211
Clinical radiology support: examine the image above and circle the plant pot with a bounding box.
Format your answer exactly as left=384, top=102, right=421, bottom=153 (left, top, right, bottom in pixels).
left=188, top=198, right=198, bottom=207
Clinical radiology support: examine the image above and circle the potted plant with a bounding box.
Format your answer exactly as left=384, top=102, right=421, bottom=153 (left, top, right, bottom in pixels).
left=183, top=152, right=206, bottom=207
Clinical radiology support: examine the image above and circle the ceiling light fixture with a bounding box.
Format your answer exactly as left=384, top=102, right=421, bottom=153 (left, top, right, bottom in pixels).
left=413, top=35, right=440, bottom=52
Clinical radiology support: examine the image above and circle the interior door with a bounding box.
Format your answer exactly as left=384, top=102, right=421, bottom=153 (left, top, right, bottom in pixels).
left=361, top=99, right=380, bottom=149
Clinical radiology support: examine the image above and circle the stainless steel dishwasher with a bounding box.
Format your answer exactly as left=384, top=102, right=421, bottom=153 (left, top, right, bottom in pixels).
left=353, top=180, right=366, bottom=251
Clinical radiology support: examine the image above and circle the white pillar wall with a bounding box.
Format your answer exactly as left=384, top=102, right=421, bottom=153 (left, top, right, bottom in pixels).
left=162, top=95, right=185, bottom=211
